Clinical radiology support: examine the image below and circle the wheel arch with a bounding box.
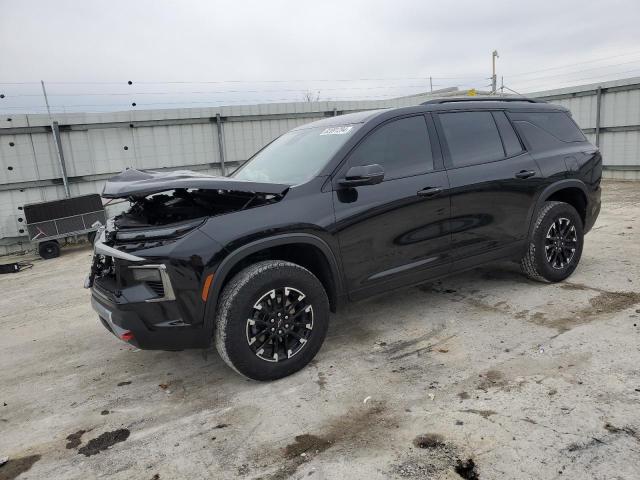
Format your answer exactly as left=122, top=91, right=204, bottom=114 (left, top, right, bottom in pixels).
left=530, top=180, right=589, bottom=236
left=203, top=234, right=343, bottom=331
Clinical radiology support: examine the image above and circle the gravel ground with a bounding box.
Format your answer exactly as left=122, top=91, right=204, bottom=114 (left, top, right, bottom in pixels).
left=1, top=180, right=639, bottom=480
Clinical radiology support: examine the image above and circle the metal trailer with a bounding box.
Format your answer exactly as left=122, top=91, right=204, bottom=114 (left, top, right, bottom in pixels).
left=23, top=194, right=106, bottom=259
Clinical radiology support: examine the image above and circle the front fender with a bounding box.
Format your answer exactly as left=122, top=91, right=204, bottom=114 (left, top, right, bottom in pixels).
left=200, top=233, right=343, bottom=336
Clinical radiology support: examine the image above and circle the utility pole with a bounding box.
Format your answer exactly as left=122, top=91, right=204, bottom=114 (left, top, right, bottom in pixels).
left=500, top=76, right=504, bottom=95
left=491, top=50, right=499, bottom=94
left=41, top=80, right=71, bottom=198
left=429, top=76, right=433, bottom=93
left=41, top=80, right=53, bottom=118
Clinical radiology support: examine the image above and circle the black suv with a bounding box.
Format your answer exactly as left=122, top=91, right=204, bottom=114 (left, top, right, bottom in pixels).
left=87, top=97, right=601, bottom=380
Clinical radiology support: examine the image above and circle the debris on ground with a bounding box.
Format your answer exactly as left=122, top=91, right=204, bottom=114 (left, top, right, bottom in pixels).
left=460, top=409, right=497, bottom=419
left=116, top=381, right=132, bottom=387
left=394, top=434, right=476, bottom=479
left=413, top=434, right=446, bottom=449
left=455, top=458, right=480, bottom=479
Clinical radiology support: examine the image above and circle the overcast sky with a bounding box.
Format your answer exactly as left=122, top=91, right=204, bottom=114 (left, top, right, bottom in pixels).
left=2, top=0, right=640, bottom=113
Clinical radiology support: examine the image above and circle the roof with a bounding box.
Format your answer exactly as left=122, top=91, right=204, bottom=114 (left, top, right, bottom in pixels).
left=292, top=109, right=390, bottom=129
left=422, top=96, right=543, bottom=105
left=295, top=97, right=568, bottom=130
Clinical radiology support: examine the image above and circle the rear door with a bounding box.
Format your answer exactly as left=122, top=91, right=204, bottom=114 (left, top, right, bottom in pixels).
left=332, top=114, right=451, bottom=299
left=434, top=110, right=542, bottom=268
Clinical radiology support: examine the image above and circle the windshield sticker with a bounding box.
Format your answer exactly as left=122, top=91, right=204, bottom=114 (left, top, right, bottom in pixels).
left=320, top=126, right=353, bottom=136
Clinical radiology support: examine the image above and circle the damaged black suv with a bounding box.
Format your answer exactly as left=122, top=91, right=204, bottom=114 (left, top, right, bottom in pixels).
left=87, top=98, right=601, bottom=380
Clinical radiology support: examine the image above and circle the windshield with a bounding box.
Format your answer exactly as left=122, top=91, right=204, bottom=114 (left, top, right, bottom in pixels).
left=232, top=124, right=359, bottom=185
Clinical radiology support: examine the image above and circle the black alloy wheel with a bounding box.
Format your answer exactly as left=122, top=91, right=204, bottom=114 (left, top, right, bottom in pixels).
left=246, top=286, right=314, bottom=362
left=544, top=217, right=578, bottom=269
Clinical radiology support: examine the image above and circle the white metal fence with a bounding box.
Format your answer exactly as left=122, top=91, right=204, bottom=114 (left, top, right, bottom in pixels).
left=1, top=78, right=639, bottom=253
left=530, top=76, right=640, bottom=180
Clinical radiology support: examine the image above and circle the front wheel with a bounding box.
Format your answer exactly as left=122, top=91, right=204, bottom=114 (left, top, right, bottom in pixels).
left=214, top=260, right=330, bottom=381
left=520, top=201, right=584, bottom=282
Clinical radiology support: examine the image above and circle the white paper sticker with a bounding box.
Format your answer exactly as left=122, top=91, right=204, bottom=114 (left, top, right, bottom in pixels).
left=320, top=126, right=353, bottom=136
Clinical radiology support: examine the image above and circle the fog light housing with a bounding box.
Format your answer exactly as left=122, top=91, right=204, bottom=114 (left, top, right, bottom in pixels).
left=131, top=267, right=162, bottom=283
left=128, top=264, right=175, bottom=302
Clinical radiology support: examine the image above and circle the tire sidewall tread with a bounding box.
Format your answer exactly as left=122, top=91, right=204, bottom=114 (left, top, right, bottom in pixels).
left=521, top=201, right=584, bottom=283
left=214, top=260, right=329, bottom=381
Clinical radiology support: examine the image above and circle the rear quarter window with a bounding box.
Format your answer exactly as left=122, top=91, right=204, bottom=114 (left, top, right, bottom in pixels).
left=508, top=111, right=586, bottom=150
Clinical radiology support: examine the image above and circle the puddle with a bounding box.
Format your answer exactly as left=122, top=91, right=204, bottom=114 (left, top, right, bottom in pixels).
left=78, top=428, right=130, bottom=457
left=0, top=454, right=41, bottom=480
left=65, top=429, right=86, bottom=449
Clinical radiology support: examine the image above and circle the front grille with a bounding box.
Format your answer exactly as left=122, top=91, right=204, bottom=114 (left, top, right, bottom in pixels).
left=146, top=280, right=165, bottom=297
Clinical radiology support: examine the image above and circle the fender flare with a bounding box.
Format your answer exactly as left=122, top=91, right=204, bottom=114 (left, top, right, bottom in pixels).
left=202, top=233, right=343, bottom=332
left=527, top=179, right=589, bottom=238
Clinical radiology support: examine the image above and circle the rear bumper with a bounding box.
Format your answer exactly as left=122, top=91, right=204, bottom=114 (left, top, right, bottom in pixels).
left=584, top=186, right=601, bottom=234
left=90, top=287, right=209, bottom=350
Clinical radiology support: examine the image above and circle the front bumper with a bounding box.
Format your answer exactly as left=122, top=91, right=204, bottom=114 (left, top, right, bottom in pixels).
left=91, top=287, right=208, bottom=350
left=88, top=225, right=210, bottom=350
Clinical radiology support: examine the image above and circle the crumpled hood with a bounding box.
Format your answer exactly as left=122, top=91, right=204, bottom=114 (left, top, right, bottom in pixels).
left=102, top=168, right=290, bottom=199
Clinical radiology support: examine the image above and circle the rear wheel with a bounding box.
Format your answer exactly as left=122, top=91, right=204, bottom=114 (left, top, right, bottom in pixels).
left=38, top=240, right=60, bottom=259
left=87, top=231, right=97, bottom=244
left=214, top=260, right=330, bottom=381
left=520, top=201, right=584, bottom=282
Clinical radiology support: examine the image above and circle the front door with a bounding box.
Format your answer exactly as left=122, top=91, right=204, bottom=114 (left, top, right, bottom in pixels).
left=332, top=114, right=451, bottom=299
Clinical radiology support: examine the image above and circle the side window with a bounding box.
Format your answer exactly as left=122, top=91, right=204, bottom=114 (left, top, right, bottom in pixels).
left=510, top=121, right=564, bottom=151
left=509, top=111, right=586, bottom=149
left=439, top=111, right=505, bottom=167
left=348, top=115, right=434, bottom=180
left=492, top=111, right=523, bottom=156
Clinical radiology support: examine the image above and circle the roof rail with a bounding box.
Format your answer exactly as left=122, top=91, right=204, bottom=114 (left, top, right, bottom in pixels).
left=421, top=96, right=544, bottom=105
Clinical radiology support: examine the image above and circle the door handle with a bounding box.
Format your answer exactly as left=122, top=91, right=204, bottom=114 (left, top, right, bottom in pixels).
left=417, top=187, right=443, bottom=198
left=515, top=170, right=536, bottom=179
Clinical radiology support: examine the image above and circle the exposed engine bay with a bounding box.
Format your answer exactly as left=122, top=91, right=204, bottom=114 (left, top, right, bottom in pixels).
left=114, top=188, right=282, bottom=229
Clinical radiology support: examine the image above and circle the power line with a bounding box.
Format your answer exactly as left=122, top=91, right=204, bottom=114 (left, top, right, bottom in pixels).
left=0, top=75, right=486, bottom=86
left=2, top=84, right=451, bottom=98
left=0, top=91, right=454, bottom=111
left=509, top=59, right=640, bottom=85
left=514, top=67, right=640, bottom=92
left=506, top=49, right=640, bottom=77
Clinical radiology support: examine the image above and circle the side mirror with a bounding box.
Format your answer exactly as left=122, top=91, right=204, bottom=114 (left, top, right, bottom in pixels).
left=339, top=164, right=385, bottom=187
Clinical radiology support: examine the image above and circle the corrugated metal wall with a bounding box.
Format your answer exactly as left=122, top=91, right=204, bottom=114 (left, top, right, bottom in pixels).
left=0, top=96, right=425, bottom=251
left=531, top=76, right=640, bottom=180
left=1, top=79, right=639, bottom=252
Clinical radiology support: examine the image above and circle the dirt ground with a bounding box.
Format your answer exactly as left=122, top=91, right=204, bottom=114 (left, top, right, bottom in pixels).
left=1, top=180, right=639, bottom=480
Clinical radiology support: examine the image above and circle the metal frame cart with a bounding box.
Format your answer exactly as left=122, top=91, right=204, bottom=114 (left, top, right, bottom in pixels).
left=23, top=194, right=107, bottom=259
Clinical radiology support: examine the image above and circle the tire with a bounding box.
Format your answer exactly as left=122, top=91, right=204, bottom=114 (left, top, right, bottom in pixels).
left=38, top=240, right=60, bottom=259
left=87, top=231, right=97, bottom=244
left=214, top=260, right=330, bottom=381
left=520, top=201, right=584, bottom=282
